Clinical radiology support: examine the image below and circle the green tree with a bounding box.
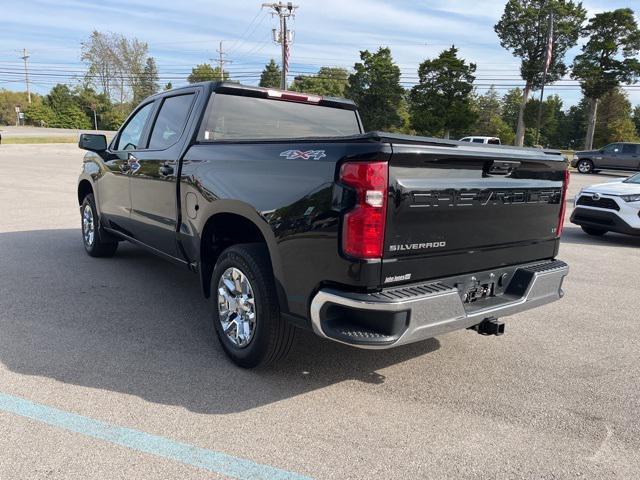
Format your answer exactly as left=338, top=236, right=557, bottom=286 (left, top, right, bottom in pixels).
left=593, top=88, right=639, bottom=146
left=634, top=105, right=640, bottom=134
left=74, top=85, right=111, bottom=130
left=571, top=8, right=640, bottom=149
left=42, top=84, right=92, bottom=129
left=564, top=97, right=589, bottom=149
left=23, top=103, right=55, bottom=127
left=471, top=86, right=502, bottom=135
left=0, top=89, right=32, bottom=125
left=100, top=105, right=129, bottom=131
left=290, top=67, right=350, bottom=97
left=164, top=82, right=173, bottom=91
left=501, top=88, right=523, bottom=132
left=134, top=57, right=159, bottom=103
left=495, top=0, right=586, bottom=146
left=409, top=46, right=477, bottom=139
left=187, top=63, right=229, bottom=83
left=345, top=47, right=404, bottom=131
left=259, top=59, right=281, bottom=88
left=491, top=116, right=516, bottom=145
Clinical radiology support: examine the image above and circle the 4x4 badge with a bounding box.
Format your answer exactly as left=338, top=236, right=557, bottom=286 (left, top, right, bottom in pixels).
left=280, top=149, right=326, bottom=160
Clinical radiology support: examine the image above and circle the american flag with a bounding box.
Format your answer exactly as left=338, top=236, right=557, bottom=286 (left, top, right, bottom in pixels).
left=542, top=12, right=554, bottom=76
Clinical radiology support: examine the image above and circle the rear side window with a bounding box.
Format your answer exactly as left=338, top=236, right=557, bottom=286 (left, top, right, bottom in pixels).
left=149, top=94, right=195, bottom=150
left=472, top=138, right=485, bottom=143
left=487, top=138, right=500, bottom=145
left=200, top=94, right=360, bottom=140
left=622, top=144, right=638, bottom=154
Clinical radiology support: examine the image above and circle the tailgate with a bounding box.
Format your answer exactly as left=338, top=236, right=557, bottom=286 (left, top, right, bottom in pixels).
left=383, top=142, right=566, bottom=284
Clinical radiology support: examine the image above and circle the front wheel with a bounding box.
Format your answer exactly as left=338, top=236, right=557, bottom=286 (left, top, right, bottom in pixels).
left=576, top=159, right=594, bottom=174
left=80, top=194, right=118, bottom=257
left=211, top=243, right=295, bottom=368
left=582, top=226, right=607, bottom=236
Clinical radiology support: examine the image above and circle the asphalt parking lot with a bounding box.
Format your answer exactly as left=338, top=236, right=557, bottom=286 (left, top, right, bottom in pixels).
left=1, top=143, right=639, bottom=479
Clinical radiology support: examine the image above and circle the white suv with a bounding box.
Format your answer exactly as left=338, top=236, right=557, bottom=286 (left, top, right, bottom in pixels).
left=570, top=172, right=640, bottom=236
left=459, top=136, right=501, bottom=145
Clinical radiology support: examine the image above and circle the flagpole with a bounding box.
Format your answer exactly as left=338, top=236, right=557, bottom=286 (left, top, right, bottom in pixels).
left=535, top=11, right=554, bottom=147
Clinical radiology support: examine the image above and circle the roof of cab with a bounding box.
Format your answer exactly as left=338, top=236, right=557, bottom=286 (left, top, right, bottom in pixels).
left=153, top=81, right=357, bottom=110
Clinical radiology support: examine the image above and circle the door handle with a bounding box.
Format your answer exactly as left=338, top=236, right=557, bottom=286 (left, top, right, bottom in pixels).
left=159, top=164, right=174, bottom=176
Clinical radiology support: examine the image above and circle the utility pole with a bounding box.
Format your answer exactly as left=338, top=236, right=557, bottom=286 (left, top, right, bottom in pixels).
left=215, top=41, right=231, bottom=81
left=21, top=48, right=31, bottom=104
left=262, top=2, right=298, bottom=90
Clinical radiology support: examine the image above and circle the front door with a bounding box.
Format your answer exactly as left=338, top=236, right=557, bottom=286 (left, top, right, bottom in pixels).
left=98, top=101, right=155, bottom=234
left=129, top=92, right=197, bottom=257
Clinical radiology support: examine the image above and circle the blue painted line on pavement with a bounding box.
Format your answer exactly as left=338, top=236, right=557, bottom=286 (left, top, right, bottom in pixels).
left=0, top=392, right=312, bottom=480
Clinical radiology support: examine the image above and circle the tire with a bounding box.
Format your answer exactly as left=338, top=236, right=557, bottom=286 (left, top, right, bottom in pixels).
left=80, top=193, right=118, bottom=257
left=581, top=226, right=607, bottom=236
left=576, top=159, right=594, bottom=174
left=211, top=243, right=295, bottom=368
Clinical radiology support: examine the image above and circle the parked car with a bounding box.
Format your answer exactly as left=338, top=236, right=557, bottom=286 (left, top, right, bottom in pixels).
left=570, top=172, right=640, bottom=236
left=77, top=81, right=569, bottom=368
left=459, top=136, right=501, bottom=145
left=571, top=142, right=640, bottom=174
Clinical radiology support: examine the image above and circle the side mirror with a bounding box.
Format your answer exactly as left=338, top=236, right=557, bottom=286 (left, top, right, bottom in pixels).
left=79, top=133, right=107, bottom=152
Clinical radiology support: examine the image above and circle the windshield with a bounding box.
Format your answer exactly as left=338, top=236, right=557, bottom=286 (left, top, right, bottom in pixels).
left=623, top=173, right=640, bottom=184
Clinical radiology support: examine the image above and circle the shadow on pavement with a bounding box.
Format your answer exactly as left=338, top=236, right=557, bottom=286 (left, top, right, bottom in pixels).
left=560, top=225, right=640, bottom=248
left=0, top=229, right=439, bottom=414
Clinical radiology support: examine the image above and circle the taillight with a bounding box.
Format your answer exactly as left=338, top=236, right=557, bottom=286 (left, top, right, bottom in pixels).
left=557, top=169, right=570, bottom=237
left=339, top=161, right=388, bottom=259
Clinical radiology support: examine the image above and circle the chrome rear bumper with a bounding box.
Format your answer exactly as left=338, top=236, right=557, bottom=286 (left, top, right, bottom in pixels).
left=310, top=260, right=569, bottom=349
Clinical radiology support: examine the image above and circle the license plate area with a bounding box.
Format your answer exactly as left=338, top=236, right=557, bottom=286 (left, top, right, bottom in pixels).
left=460, top=281, right=495, bottom=303
left=456, top=273, right=505, bottom=304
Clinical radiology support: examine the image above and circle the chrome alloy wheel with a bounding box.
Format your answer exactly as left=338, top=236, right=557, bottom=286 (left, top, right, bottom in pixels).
left=217, top=267, right=256, bottom=348
left=82, top=204, right=95, bottom=246
left=577, top=160, right=591, bottom=173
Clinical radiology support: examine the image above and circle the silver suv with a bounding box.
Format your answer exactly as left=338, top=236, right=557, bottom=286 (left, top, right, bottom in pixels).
left=571, top=142, right=640, bottom=174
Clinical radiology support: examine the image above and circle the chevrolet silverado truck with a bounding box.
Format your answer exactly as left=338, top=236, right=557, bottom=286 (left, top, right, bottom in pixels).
left=77, top=81, right=570, bottom=368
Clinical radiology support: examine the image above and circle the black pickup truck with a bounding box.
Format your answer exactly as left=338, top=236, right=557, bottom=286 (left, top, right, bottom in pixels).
left=77, top=81, right=569, bottom=368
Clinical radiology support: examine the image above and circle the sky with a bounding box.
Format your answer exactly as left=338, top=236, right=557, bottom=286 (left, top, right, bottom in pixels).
left=1, top=0, right=639, bottom=108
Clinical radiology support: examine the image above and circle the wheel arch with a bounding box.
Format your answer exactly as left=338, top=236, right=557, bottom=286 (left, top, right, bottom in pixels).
left=77, top=179, right=94, bottom=205
left=197, top=206, right=288, bottom=313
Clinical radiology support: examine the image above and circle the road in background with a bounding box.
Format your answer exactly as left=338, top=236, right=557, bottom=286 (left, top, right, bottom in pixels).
left=0, top=126, right=115, bottom=139
left=1, top=144, right=639, bottom=479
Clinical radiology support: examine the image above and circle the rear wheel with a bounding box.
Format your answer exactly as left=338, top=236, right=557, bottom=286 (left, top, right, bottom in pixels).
left=211, top=243, right=295, bottom=368
left=80, top=194, right=118, bottom=257
left=581, top=226, right=607, bottom=236
left=576, top=159, right=594, bottom=174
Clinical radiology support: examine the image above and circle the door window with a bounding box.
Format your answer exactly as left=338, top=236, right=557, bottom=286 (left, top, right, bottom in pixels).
left=472, top=138, right=485, bottom=143
left=148, top=94, right=195, bottom=150
left=603, top=143, right=622, bottom=154
left=622, top=144, right=638, bottom=154
left=116, top=102, right=154, bottom=151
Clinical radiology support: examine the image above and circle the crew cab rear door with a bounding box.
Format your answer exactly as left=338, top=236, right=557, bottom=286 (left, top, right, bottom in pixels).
left=382, top=141, right=567, bottom=284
